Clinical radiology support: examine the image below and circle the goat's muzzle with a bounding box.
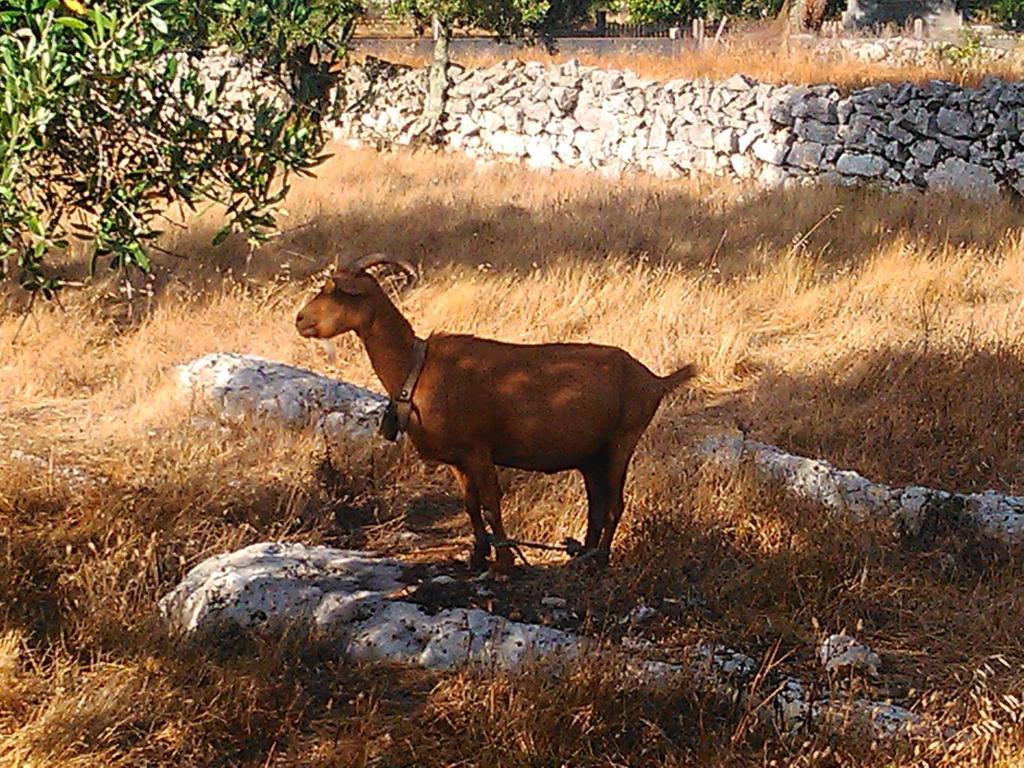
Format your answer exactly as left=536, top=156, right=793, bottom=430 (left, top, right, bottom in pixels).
left=295, top=311, right=321, bottom=338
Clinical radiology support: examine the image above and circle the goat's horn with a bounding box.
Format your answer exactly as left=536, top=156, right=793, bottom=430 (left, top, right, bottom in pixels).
left=346, top=252, right=418, bottom=286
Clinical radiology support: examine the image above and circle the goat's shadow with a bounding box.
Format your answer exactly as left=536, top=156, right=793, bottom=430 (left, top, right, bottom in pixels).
left=403, top=492, right=464, bottom=531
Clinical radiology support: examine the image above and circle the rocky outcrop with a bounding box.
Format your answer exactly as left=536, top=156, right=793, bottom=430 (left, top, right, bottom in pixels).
left=176, top=353, right=387, bottom=442
left=699, top=435, right=1024, bottom=541
left=160, top=541, right=918, bottom=737
left=330, top=57, right=1024, bottom=197
left=159, top=542, right=579, bottom=671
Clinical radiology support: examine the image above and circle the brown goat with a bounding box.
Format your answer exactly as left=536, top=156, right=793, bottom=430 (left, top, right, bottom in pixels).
left=296, top=255, right=697, bottom=573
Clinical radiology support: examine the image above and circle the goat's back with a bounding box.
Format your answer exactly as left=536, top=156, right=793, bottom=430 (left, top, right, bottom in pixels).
left=409, top=334, right=670, bottom=472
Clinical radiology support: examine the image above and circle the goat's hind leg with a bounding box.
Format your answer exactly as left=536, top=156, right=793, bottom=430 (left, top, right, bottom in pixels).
left=452, top=466, right=490, bottom=571
left=596, top=435, right=644, bottom=567
left=580, top=456, right=610, bottom=553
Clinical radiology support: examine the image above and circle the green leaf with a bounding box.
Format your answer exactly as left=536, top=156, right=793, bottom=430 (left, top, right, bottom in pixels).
left=54, top=16, right=88, bottom=30
left=2, top=0, right=353, bottom=301
left=212, top=225, right=232, bottom=246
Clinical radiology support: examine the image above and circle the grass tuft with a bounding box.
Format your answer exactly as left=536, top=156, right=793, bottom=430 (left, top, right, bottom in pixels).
left=4, top=144, right=1024, bottom=765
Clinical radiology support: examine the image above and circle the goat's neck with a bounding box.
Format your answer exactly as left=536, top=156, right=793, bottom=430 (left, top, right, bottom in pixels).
left=359, top=302, right=418, bottom=399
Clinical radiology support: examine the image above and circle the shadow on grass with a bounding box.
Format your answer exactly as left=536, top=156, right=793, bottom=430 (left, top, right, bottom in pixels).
left=2, top=417, right=1020, bottom=766
left=164, top=178, right=1019, bottom=279
left=20, top=146, right=1019, bottom=311
left=729, top=343, right=1024, bottom=495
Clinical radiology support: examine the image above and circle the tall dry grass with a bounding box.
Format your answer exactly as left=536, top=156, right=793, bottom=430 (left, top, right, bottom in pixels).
left=349, top=26, right=1024, bottom=89
left=4, top=144, right=1024, bottom=765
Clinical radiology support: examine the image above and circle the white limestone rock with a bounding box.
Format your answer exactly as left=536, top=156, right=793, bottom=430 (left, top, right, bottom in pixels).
left=925, top=157, right=1000, bottom=198
left=819, top=633, right=882, bottom=677
left=176, top=353, right=387, bottom=440
left=836, top=152, right=889, bottom=177
left=752, top=136, right=789, bottom=165
left=349, top=601, right=581, bottom=670
left=159, top=542, right=404, bottom=637
left=699, top=435, right=1024, bottom=540
left=161, top=542, right=919, bottom=738
left=788, top=141, right=825, bottom=169
left=160, top=542, right=582, bottom=672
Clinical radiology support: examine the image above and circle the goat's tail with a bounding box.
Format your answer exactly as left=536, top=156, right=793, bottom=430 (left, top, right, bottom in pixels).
left=659, top=363, right=698, bottom=393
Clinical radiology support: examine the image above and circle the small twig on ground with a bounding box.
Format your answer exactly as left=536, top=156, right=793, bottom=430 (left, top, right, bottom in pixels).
left=704, top=229, right=728, bottom=275
left=282, top=248, right=318, bottom=264
left=263, top=220, right=317, bottom=241
left=123, top=270, right=135, bottom=320
left=51, top=290, right=67, bottom=317
left=157, top=212, right=189, bottom=231
left=151, top=243, right=188, bottom=259
left=790, top=206, right=841, bottom=256
left=10, top=292, right=37, bottom=345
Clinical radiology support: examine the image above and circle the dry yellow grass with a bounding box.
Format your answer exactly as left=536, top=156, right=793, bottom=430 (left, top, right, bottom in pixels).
left=350, top=26, right=1024, bottom=89
left=4, top=144, right=1024, bottom=765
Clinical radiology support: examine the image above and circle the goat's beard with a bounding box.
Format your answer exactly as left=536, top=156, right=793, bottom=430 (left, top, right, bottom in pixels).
left=319, top=338, right=338, bottom=364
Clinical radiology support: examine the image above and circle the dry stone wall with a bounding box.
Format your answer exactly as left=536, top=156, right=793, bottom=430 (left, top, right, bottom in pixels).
left=330, top=57, right=1024, bottom=197
left=809, top=34, right=1022, bottom=68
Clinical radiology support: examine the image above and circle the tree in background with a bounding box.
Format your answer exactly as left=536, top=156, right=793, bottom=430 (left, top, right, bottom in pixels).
left=387, top=0, right=598, bottom=140
left=623, top=0, right=787, bottom=23
left=622, top=0, right=700, bottom=23
left=625, top=0, right=860, bottom=27
left=0, top=0, right=359, bottom=298
left=991, top=0, right=1024, bottom=26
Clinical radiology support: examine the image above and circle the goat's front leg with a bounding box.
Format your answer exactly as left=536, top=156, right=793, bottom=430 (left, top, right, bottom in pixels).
left=467, top=457, right=514, bottom=574
left=451, top=466, right=490, bottom=571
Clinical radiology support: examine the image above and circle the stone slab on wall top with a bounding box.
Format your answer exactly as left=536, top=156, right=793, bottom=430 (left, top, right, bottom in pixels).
left=843, top=0, right=963, bottom=35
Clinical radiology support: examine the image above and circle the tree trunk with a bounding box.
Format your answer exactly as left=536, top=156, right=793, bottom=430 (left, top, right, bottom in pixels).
left=786, top=0, right=808, bottom=32
left=421, top=17, right=451, bottom=144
